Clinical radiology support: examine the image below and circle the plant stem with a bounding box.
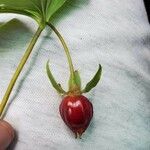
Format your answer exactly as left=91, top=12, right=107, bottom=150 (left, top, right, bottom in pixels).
left=46, top=22, right=75, bottom=77
left=0, top=26, right=43, bottom=118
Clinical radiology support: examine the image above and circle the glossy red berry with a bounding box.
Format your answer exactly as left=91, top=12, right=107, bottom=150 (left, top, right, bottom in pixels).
left=59, top=95, right=93, bottom=138
left=0, top=120, right=15, bottom=150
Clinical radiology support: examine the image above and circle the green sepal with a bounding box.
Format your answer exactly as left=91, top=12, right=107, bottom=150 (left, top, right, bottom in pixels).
left=46, top=60, right=66, bottom=95
left=68, top=70, right=81, bottom=91
left=74, top=70, right=81, bottom=89
left=82, top=64, right=102, bottom=93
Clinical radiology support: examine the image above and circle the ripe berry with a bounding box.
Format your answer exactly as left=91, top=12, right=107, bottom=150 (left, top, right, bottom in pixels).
left=59, top=95, right=93, bottom=138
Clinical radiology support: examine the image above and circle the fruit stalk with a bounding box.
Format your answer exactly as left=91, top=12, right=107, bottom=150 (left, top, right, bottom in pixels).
left=46, top=22, right=80, bottom=94
left=46, top=22, right=75, bottom=76
left=0, top=26, right=43, bottom=118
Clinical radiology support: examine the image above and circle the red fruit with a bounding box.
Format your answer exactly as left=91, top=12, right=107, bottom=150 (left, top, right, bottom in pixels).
left=59, top=95, right=93, bottom=138
left=0, top=120, right=15, bottom=150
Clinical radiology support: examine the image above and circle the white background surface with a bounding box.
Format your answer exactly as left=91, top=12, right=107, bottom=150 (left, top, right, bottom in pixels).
left=0, top=0, right=150, bottom=149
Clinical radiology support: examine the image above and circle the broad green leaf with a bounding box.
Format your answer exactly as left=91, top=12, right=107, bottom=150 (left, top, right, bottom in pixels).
left=0, top=0, right=66, bottom=27
left=46, top=61, right=66, bottom=94
left=82, top=64, right=102, bottom=93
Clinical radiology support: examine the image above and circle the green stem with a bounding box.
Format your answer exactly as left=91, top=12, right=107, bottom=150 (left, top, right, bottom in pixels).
left=46, top=22, right=75, bottom=77
left=0, top=26, right=43, bottom=118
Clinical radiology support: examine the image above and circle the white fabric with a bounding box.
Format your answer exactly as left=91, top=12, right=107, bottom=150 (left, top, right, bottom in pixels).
left=0, top=0, right=150, bottom=149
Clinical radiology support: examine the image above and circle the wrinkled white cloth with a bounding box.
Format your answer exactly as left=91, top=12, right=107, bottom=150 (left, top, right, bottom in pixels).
left=0, top=0, right=150, bottom=150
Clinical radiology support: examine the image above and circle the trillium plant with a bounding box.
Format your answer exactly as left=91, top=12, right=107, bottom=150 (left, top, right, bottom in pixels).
left=0, top=0, right=102, bottom=141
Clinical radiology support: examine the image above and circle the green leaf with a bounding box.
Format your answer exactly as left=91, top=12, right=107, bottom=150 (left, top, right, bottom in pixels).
left=0, top=0, right=66, bottom=27
left=46, top=60, right=66, bottom=94
left=82, top=64, right=102, bottom=93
